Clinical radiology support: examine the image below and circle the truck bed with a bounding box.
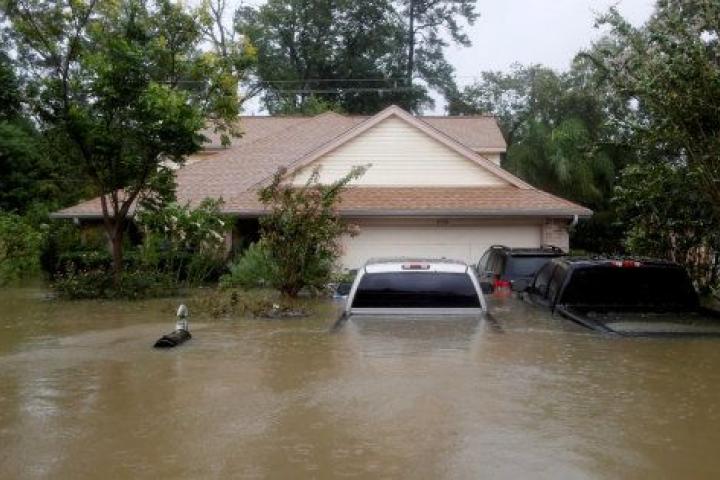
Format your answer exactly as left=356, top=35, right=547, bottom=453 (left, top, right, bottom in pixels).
left=558, top=306, right=720, bottom=336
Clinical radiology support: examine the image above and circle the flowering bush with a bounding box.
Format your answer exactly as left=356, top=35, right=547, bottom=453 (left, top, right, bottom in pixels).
left=136, top=199, right=232, bottom=286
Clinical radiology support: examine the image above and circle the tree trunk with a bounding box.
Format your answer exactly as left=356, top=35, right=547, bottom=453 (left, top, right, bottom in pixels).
left=109, top=223, right=124, bottom=287
left=406, top=0, right=415, bottom=88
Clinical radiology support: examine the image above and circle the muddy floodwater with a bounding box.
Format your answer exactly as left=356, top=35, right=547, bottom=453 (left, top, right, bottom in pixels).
left=2, top=287, right=720, bottom=479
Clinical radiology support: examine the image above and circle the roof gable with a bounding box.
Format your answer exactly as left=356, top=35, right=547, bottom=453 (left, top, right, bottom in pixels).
left=262, top=105, right=530, bottom=189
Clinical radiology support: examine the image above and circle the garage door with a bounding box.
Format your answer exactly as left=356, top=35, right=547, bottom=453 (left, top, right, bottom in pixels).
left=340, top=220, right=543, bottom=269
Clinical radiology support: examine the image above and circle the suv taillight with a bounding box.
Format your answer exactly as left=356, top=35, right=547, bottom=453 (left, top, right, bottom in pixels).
left=611, top=260, right=641, bottom=268
left=494, top=279, right=511, bottom=289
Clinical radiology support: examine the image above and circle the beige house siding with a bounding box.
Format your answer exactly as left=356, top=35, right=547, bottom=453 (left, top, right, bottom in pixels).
left=542, top=219, right=570, bottom=252
left=292, top=117, right=510, bottom=187
left=340, top=218, right=543, bottom=269
left=478, top=152, right=502, bottom=166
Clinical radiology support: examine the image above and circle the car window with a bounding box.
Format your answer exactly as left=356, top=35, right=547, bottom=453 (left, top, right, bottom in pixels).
left=507, top=256, right=555, bottom=277
left=546, top=265, right=566, bottom=302
left=478, top=251, right=490, bottom=271
left=532, top=263, right=556, bottom=297
left=492, top=254, right=506, bottom=275
left=560, top=265, right=698, bottom=308
left=484, top=252, right=496, bottom=273
left=352, top=272, right=481, bottom=308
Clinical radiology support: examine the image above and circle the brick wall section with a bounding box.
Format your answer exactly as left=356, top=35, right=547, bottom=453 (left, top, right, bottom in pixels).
left=542, top=218, right=570, bottom=252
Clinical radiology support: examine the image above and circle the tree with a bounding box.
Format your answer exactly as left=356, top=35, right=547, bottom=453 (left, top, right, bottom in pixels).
left=2, top=0, right=252, bottom=284
left=592, top=1, right=720, bottom=221
left=614, top=162, right=719, bottom=291
left=448, top=65, right=563, bottom=144
left=0, top=51, right=41, bottom=212
left=236, top=0, right=477, bottom=113
left=399, top=0, right=478, bottom=98
left=0, top=212, right=44, bottom=284
left=257, top=166, right=366, bottom=297
left=449, top=64, right=625, bottom=210
left=235, top=0, right=415, bottom=114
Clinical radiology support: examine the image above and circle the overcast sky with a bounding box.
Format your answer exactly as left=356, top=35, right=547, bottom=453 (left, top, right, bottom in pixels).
left=240, top=0, right=657, bottom=114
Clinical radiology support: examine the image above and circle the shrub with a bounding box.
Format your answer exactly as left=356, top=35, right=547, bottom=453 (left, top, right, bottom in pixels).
left=136, top=199, right=231, bottom=286
left=220, top=241, right=279, bottom=289
left=614, top=162, right=720, bottom=292
left=53, top=269, right=177, bottom=300
left=194, top=288, right=315, bottom=318
left=41, top=220, right=132, bottom=279
left=257, top=165, right=366, bottom=297
left=0, top=212, right=44, bottom=284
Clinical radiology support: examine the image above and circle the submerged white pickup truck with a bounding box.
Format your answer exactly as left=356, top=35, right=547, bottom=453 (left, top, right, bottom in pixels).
left=343, top=258, right=487, bottom=316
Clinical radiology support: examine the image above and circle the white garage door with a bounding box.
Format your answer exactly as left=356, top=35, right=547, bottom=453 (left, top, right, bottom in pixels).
left=340, top=219, right=543, bottom=269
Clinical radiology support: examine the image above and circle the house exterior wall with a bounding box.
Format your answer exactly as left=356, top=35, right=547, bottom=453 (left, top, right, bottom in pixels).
left=478, top=152, right=502, bottom=165
left=292, top=117, right=509, bottom=187
left=339, top=218, right=544, bottom=269
left=542, top=218, right=570, bottom=252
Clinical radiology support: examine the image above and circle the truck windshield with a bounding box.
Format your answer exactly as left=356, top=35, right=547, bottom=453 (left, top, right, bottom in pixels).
left=352, top=272, right=481, bottom=308
left=560, top=266, right=698, bottom=309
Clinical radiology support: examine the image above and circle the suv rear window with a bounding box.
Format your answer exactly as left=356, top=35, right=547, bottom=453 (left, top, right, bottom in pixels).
left=560, top=266, right=698, bottom=309
left=352, top=272, right=480, bottom=308
left=507, top=256, right=555, bottom=277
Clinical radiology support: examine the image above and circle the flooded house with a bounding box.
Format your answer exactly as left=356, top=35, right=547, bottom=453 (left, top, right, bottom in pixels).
left=51, top=105, right=591, bottom=268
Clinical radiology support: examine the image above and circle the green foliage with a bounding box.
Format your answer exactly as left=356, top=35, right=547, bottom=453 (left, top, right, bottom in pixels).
left=135, top=199, right=231, bottom=286
left=613, top=162, right=719, bottom=291
left=401, top=0, right=479, bottom=98
left=44, top=199, right=230, bottom=298
left=195, top=288, right=319, bottom=318
left=257, top=165, right=366, bottom=297
left=449, top=64, right=626, bottom=209
left=53, top=269, right=176, bottom=300
left=220, top=242, right=279, bottom=289
left=505, top=117, right=616, bottom=206
left=0, top=211, right=44, bottom=284
left=235, top=0, right=477, bottom=113
left=594, top=1, right=720, bottom=217
left=2, top=0, right=252, bottom=282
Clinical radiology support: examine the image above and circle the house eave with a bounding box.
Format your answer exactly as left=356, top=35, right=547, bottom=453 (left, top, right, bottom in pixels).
left=51, top=208, right=592, bottom=221
left=227, top=209, right=592, bottom=219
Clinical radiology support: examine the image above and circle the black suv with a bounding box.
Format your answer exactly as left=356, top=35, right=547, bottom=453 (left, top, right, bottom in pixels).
left=477, top=245, right=564, bottom=293
left=525, top=257, right=720, bottom=336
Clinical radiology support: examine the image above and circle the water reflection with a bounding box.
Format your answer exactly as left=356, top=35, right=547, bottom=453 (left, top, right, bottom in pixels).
left=1, top=288, right=720, bottom=478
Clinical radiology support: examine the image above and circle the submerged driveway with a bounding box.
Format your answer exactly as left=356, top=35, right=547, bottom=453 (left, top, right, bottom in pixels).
left=1, top=289, right=720, bottom=479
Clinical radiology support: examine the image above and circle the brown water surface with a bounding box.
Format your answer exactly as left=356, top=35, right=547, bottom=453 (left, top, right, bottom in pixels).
left=1, top=286, right=719, bottom=479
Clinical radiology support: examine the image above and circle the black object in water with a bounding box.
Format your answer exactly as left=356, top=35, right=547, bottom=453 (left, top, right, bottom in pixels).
left=153, top=329, right=192, bottom=348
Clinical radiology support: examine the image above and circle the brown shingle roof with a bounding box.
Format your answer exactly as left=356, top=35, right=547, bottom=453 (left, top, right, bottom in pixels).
left=223, top=187, right=591, bottom=217
left=201, top=114, right=506, bottom=151
left=52, top=106, right=590, bottom=219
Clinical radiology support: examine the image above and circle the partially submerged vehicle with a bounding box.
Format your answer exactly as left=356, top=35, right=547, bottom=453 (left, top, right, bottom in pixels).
left=477, top=245, right=564, bottom=294
left=344, top=258, right=487, bottom=317
left=525, top=258, right=720, bottom=336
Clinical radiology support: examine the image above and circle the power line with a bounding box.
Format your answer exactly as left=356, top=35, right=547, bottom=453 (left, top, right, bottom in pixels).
left=269, top=87, right=421, bottom=94
left=258, top=78, right=411, bottom=84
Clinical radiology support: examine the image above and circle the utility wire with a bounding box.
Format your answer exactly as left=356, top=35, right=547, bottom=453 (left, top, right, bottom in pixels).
left=267, top=87, right=422, bottom=94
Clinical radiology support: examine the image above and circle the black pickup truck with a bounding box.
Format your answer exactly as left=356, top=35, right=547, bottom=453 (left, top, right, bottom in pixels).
left=524, top=258, right=720, bottom=336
